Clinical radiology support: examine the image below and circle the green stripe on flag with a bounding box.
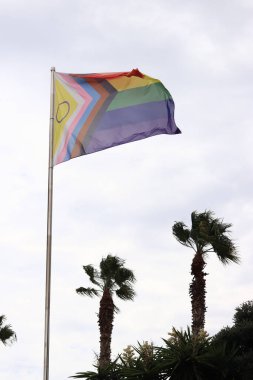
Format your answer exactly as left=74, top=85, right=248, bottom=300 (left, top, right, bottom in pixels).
left=107, top=82, right=172, bottom=111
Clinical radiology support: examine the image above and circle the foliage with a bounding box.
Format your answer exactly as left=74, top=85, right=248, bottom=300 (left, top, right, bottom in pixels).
left=233, top=300, right=253, bottom=325
left=119, top=328, right=240, bottom=379
left=76, top=255, right=136, bottom=304
left=213, top=300, right=253, bottom=379
left=172, top=210, right=239, bottom=263
left=76, top=255, right=136, bottom=369
left=172, top=210, right=239, bottom=335
left=159, top=327, right=213, bottom=379
left=119, top=341, right=165, bottom=380
left=72, top=326, right=247, bottom=380
left=0, top=315, right=16, bottom=346
left=71, top=359, right=121, bottom=379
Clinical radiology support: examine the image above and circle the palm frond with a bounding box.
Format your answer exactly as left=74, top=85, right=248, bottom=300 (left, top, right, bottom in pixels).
left=83, top=265, right=101, bottom=287
left=0, top=315, right=6, bottom=328
left=191, top=210, right=204, bottom=236
left=114, top=267, right=136, bottom=286
left=100, top=255, right=124, bottom=280
left=210, top=219, right=232, bottom=235
left=190, top=210, right=212, bottom=249
left=116, top=284, right=135, bottom=301
left=184, top=211, right=240, bottom=265
left=0, top=324, right=17, bottom=345
left=71, top=358, right=120, bottom=379
left=172, top=222, right=194, bottom=249
left=114, top=304, right=120, bottom=314
left=71, top=371, right=98, bottom=379
left=212, top=235, right=240, bottom=264
left=76, top=287, right=100, bottom=298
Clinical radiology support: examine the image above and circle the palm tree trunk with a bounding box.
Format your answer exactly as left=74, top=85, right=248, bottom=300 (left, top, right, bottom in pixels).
left=98, top=288, right=115, bottom=368
left=189, top=251, right=207, bottom=335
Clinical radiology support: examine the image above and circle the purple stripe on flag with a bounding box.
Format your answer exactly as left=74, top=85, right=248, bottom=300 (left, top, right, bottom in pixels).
left=83, top=98, right=179, bottom=154
left=102, top=100, right=175, bottom=128
left=85, top=117, right=177, bottom=154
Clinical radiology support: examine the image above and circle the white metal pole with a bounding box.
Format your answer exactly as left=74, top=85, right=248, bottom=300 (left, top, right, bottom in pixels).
left=43, top=66, right=55, bottom=380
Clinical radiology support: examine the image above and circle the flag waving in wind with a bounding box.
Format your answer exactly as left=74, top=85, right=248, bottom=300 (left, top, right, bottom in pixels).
left=53, top=69, right=180, bottom=165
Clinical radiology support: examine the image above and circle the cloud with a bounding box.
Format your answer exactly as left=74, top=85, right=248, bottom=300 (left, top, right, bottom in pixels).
left=1, top=1, right=253, bottom=379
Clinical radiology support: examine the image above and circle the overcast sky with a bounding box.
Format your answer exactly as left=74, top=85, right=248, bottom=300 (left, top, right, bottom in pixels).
left=1, top=0, right=253, bottom=379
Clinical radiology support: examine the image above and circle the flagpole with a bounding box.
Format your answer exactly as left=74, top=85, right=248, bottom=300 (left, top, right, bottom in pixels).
left=43, top=66, right=55, bottom=380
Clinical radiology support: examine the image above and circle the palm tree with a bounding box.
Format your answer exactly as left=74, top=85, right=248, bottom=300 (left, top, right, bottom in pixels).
left=76, top=254, right=136, bottom=369
left=0, top=315, right=16, bottom=345
left=172, top=210, right=239, bottom=335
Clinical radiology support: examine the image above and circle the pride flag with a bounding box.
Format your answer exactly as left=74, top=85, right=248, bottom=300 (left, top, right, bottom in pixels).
left=53, top=69, right=180, bottom=165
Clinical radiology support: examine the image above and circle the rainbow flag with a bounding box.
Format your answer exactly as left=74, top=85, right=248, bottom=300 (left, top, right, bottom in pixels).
left=53, top=69, right=180, bottom=165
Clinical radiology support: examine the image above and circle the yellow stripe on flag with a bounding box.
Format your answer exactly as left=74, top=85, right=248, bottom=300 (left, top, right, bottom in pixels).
left=54, top=78, right=78, bottom=156
left=107, top=75, right=159, bottom=92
